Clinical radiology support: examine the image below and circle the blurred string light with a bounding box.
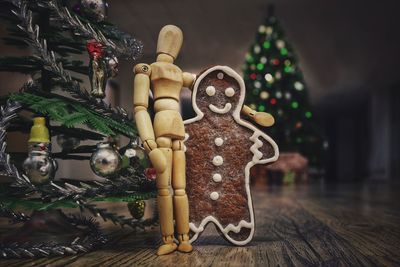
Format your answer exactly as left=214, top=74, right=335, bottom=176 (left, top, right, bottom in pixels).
left=260, top=91, right=269, bottom=99
left=291, top=101, right=299, bottom=109
left=264, top=73, right=274, bottom=83
left=263, top=41, right=271, bottom=49
left=284, top=66, right=293, bottom=73
left=294, top=81, right=304, bottom=90
left=271, top=59, right=280, bottom=65
left=256, top=63, right=264, bottom=70
left=305, top=111, right=312, bottom=118
left=276, top=40, right=285, bottom=49
left=260, top=56, right=267, bottom=64
left=246, top=53, right=254, bottom=63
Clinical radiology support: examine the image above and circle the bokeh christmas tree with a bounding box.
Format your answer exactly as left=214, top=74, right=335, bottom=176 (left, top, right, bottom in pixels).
left=243, top=6, right=326, bottom=169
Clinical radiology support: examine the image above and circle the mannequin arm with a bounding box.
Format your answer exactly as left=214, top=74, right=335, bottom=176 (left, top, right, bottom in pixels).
left=133, top=63, right=166, bottom=172
left=241, top=105, right=275, bottom=127
left=182, top=72, right=196, bottom=89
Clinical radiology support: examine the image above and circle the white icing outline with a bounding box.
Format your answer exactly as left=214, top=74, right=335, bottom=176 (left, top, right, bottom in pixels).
left=209, top=103, right=232, bottom=114
left=184, top=66, right=279, bottom=246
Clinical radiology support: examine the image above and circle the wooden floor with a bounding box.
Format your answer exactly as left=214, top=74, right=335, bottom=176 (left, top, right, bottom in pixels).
left=1, top=182, right=400, bottom=267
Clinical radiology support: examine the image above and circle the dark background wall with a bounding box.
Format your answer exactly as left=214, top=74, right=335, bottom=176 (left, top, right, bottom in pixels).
left=1, top=0, right=399, bottom=182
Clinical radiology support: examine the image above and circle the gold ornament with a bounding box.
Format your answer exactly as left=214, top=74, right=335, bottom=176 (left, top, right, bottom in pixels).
left=128, top=200, right=146, bottom=220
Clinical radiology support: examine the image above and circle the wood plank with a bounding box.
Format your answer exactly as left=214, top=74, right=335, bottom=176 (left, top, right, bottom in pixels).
left=0, top=184, right=399, bottom=267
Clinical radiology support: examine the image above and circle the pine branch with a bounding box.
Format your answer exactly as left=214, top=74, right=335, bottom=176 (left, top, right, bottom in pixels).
left=7, top=0, right=133, bottom=125
left=36, top=0, right=143, bottom=60
left=79, top=200, right=158, bottom=230
left=10, top=91, right=136, bottom=138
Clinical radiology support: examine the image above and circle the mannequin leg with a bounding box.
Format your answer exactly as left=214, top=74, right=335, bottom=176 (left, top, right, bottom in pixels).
left=172, top=140, right=192, bottom=253
left=155, top=137, right=176, bottom=255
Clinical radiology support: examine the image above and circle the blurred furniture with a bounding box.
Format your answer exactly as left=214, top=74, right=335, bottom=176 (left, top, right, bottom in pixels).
left=251, top=152, right=309, bottom=186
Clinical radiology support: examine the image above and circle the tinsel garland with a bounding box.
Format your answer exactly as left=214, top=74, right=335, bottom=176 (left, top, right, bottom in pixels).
left=0, top=205, right=107, bottom=258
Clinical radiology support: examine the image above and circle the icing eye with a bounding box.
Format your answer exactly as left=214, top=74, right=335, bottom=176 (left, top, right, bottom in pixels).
left=206, top=86, right=216, bottom=96
left=225, top=87, right=235, bottom=97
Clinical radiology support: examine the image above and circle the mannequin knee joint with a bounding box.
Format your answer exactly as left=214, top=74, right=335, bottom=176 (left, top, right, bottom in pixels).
left=156, top=137, right=172, bottom=148
left=174, top=189, right=186, bottom=196
left=158, top=189, right=170, bottom=196
left=172, top=140, right=184, bottom=151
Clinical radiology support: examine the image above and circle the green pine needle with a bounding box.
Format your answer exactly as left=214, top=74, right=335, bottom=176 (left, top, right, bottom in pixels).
left=10, top=92, right=136, bottom=138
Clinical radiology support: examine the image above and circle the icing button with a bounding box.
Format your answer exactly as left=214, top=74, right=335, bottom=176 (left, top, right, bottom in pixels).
left=217, top=72, right=224, bottom=79
left=214, top=137, right=224, bottom=146
left=213, top=173, right=222, bottom=182
left=210, top=191, right=219, bottom=200
left=212, top=155, right=223, bottom=166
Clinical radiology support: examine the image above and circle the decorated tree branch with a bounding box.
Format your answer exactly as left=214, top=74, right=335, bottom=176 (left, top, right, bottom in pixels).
left=0, top=0, right=157, bottom=258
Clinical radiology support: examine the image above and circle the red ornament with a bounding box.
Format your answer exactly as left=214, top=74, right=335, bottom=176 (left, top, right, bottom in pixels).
left=271, top=59, right=280, bottom=66
left=270, top=98, right=277, bottom=105
left=86, top=40, right=104, bottom=59
left=250, top=73, right=257, bottom=80
left=145, top=167, right=157, bottom=181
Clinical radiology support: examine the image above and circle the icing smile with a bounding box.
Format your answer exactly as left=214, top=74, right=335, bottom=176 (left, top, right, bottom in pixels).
left=209, top=103, right=232, bottom=114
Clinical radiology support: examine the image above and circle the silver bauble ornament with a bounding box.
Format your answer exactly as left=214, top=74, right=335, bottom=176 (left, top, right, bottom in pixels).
left=81, top=0, right=108, bottom=22
left=23, top=143, right=57, bottom=185
left=56, top=134, right=80, bottom=151
left=90, top=142, right=122, bottom=178
left=120, top=138, right=149, bottom=170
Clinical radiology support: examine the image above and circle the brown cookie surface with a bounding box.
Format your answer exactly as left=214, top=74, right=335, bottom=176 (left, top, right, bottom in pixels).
left=185, top=66, right=278, bottom=245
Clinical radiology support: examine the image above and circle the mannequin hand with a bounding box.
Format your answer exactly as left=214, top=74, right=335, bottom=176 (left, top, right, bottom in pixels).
left=252, top=112, right=275, bottom=127
left=148, top=148, right=167, bottom=173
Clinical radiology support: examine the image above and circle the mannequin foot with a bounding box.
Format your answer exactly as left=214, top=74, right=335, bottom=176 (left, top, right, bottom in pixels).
left=178, top=241, right=193, bottom=253
left=156, top=242, right=177, bottom=256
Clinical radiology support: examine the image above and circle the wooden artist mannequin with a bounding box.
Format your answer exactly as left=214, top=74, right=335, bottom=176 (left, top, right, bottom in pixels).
left=133, top=25, right=195, bottom=255
left=133, top=25, right=274, bottom=255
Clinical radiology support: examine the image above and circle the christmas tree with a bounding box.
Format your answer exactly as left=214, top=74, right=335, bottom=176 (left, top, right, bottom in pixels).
left=243, top=6, right=326, bottom=168
left=0, top=0, right=157, bottom=257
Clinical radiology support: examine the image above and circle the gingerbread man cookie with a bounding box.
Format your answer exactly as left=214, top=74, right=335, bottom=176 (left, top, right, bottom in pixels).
left=184, top=66, right=279, bottom=245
